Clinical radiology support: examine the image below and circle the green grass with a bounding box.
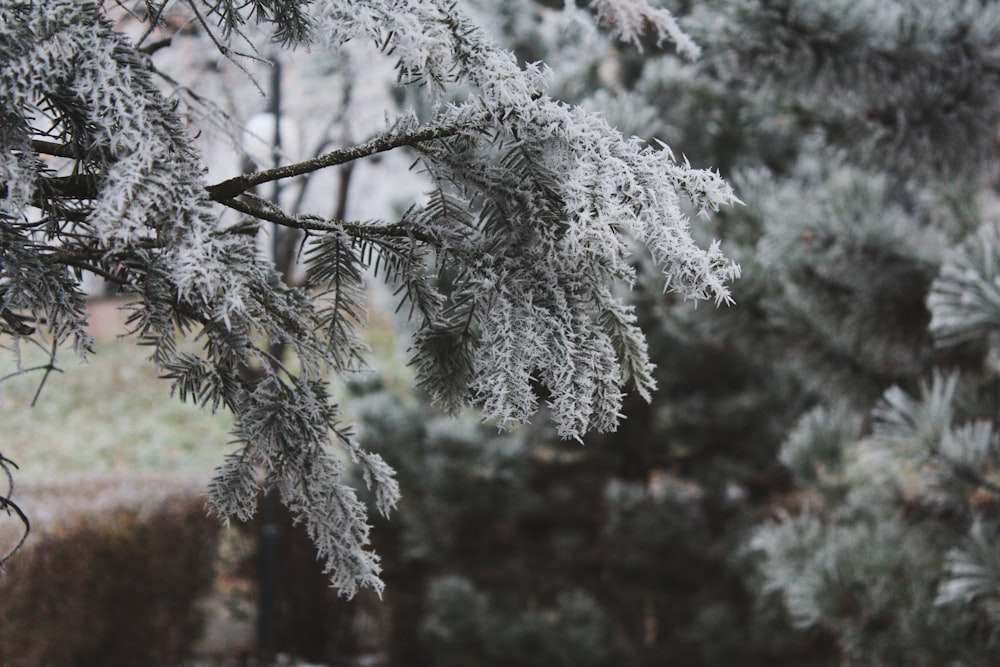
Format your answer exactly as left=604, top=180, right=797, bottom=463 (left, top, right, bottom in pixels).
left=0, top=301, right=413, bottom=483
left=1, top=337, right=235, bottom=480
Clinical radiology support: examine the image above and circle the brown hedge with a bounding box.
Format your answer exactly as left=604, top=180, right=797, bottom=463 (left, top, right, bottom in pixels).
left=0, top=476, right=220, bottom=667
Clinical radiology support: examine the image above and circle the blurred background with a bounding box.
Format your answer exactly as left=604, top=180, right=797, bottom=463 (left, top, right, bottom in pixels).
left=5, top=1, right=1000, bottom=666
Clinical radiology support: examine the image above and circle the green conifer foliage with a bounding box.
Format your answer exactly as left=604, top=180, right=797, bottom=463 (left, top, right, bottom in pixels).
left=372, top=1, right=1000, bottom=664
left=672, top=1, right=1000, bottom=662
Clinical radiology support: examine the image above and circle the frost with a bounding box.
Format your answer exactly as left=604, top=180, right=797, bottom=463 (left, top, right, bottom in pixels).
left=589, top=0, right=701, bottom=58
left=1, top=0, right=738, bottom=595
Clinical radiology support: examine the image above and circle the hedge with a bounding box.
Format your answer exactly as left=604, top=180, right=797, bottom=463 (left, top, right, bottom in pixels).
left=0, top=474, right=220, bottom=667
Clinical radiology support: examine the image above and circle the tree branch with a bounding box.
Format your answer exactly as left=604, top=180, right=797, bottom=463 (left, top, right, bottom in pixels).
left=30, top=139, right=82, bottom=159
left=139, top=37, right=172, bottom=56
left=1, top=308, right=35, bottom=336
left=0, top=174, right=97, bottom=201
left=219, top=192, right=437, bottom=244
left=49, top=252, right=129, bottom=286
left=206, top=120, right=470, bottom=201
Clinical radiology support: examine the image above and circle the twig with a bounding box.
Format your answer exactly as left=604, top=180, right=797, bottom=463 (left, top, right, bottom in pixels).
left=0, top=454, right=15, bottom=500
left=185, top=0, right=266, bottom=97
left=30, top=340, right=61, bottom=407
left=0, top=454, right=28, bottom=570
left=0, top=496, right=30, bottom=571
left=134, top=0, right=170, bottom=50
left=50, top=253, right=130, bottom=286
left=140, top=37, right=173, bottom=56
left=218, top=193, right=439, bottom=246
left=30, top=139, right=81, bottom=159
left=0, top=364, right=62, bottom=386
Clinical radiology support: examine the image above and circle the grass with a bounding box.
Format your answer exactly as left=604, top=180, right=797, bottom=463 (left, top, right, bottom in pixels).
left=0, top=294, right=412, bottom=483
left=0, top=336, right=236, bottom=481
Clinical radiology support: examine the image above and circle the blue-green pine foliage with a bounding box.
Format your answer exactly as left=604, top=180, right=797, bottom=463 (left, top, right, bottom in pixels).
left=348, top=1, right=1000, bottom=665
left=682, top=2, right=1000, bottom=664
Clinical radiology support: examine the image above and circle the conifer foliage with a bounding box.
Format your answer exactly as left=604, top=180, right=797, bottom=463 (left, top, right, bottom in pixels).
left=674, top=1, right=1000, bottom=662
left=409, top=2, right=1000, bottom=664
left=0, top=0, right=738, bottom=593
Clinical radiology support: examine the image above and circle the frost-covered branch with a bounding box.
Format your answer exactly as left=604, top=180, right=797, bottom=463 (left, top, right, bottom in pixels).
left=218, top=193, right=445, bottom=247
left=0, top=0, right=739, bottom=595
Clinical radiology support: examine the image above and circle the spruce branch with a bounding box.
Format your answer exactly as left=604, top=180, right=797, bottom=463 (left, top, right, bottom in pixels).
left=0, top=0, right=743, bottom=598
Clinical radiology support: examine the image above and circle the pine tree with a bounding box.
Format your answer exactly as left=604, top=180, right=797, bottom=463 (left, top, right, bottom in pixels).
left=340, top=3, right=812, bottom=665
left=350, top=2, right=1000, bottom=665
left=0, top=0, right=739, bottom=593
left=672, top=1, right=1000, bottom=663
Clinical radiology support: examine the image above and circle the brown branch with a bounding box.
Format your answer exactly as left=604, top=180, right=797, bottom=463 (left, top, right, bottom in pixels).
left=49, top=252, right=128, bottom=286
left=139, top=36, right=172, bottom=56
left=219, top=193, right=439, bottom=245
left=206, top=120, right=471, bottom=201
left=30, top=139, right=82, bottom=159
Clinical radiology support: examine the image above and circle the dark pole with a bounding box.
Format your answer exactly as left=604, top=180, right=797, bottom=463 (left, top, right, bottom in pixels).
left=258, top=54, right=283, bottom=667
left=270, top=58, right=283, bottom=262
